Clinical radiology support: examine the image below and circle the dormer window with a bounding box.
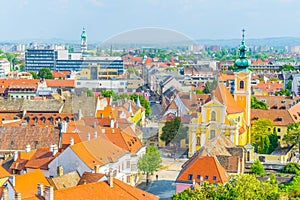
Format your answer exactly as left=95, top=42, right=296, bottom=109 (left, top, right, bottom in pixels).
left=188, top=174, right=193, bottom=181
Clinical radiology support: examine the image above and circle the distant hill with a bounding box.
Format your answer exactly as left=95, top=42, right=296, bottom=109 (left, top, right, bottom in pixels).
left=196, top=37, right=300, bottom=48
left=2, top=37, right=300, bottom=48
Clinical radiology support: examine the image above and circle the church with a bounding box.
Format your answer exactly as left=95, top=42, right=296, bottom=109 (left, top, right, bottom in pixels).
left=188, top=30, right=252, bottom=157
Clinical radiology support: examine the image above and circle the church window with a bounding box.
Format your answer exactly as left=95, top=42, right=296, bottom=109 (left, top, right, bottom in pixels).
left=211, top=111, right=216, bottom=121
left=240, top=80, right=244, bottom=89
left=210, top=130, right=216, bottom=139
left=196, top=136, right=201, bottom=146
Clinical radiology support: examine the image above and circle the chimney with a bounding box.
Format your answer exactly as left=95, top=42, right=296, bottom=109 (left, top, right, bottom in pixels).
left=57, top=166, right=64, bottom=176
left=2, top=187, right=8, bottom=200
left=37, top=183, right=44, bottom=197
left=94, top=164, right=100, bottom=173
left=87, top=133, right=91, bottom=141
left=110, top=119, right=114, bottom=128
left=116, top=121, right=119, bottom=128
left=25, top=144, right=31, bottom=152
left=13, top=151, right=18, bottom=162
left=94, top=131, right=97, bottom=138
left=15, top=192, right=21, bottom=200
left=70, top=137, right=74, bottom=145
left=108, top=170, right=113, bottom=188
left=112, top=129, right=115, bottom=134
left=93, top=121, right=97, bottom=128
left=101, top=129, right=105, bottom=134
left=52, top=144, right=58, bottom=156
left=50, top=144, right=55, bottom=152
left=78, top=109, right=82, bottom=120
left=45, top=186, right=54, bottom=200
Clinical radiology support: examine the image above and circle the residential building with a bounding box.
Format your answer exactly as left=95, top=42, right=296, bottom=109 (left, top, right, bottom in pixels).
left=0, top=59, right=10, bottom=77
left=175, top=156, right=229, bottom=193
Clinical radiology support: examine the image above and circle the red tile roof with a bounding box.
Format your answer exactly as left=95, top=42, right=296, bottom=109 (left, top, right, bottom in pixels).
left=176, top=156, right=229, bottom=184
left=52, top=71, right=71, bottom=79
left=25, top=148, right=60, bottom=170
left=251, top=109, right=294, bottom=126
left=54, top=178, right=159, bottom=200
left=45, top=80, right=74, bottom=87
left=214, top=84, right=244, bottom=114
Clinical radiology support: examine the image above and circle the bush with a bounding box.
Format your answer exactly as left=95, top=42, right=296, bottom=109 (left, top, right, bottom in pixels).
left=281, top=163, right=300, bottom=174
left=250, top=159, right=265, bottom=176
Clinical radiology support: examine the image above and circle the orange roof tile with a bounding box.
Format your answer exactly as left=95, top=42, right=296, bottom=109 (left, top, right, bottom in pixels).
left=70, top=135, right=128, bottom=168
left=288, top=102, right=300, bottom=123
left=25, top=148, right=60, bottom=170
left=104, top=128, right=143, bottom=154
left=54, top=178, right=158, bottom=200
left=62, top=132, right=82, bottom=149
left=52, top=71, right=71, bottom=79
left=0, top=165, right=10, bottom=178
left=15, top=169, right=49, bottom=199
left=176, top=156, right=229, bottom=184
left=251, top=59, right=268, bottom=65
left=77, top=172, right=106, bottom=185
left=251, top=109, right=294, bottom=126
left=214, top=84, right=244, bottom=114
left=45, top=80, right=74, bottom=87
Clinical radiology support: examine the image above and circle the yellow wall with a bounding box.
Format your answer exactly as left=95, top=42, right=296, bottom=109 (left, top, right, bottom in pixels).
left=130, top=108, right=144, bottom=126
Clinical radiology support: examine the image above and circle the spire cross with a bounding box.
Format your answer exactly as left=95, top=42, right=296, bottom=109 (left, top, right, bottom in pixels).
left=242, top=29, right=245, bottom=41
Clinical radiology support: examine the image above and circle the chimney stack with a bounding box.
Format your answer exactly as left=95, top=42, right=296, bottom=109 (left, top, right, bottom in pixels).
left=70, top=137, right=74, bottom=145
left=57, top=166, right=64, bottom=176
left=25, top=144, right=31, bottom=152
left=2, top=187, right=8, bottom=200
left=94, top=131, right=97, bottom=138
left=78, top=109, right=82, bottom=120
left=37, top=183, right=44, bottom=197
left=108, top=170, right=113, bottom=188
left=116, top=121, right=119, bottom=128
left=110, top=119, right=114, bottom=128
left=52, top=144, right=58, bottom=156
left=13, top=151, right=18, bottom=162
left=101, top=129, right=105, bottom=134
left=94, top=164, right=100, bottom=173
left=15, top=192, right=21, bottom=200
left=87, top=133, right=91, bottom=141
left=45, top=186, right=54, bottom=200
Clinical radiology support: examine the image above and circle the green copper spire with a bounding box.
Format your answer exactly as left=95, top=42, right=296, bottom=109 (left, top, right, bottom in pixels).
left=81, top=27, right=87, bottom=40
left=234, top=29, right=251, bottom=72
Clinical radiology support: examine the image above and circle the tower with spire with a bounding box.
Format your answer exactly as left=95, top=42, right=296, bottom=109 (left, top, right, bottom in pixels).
left=81, top=27, right=87, bottom=55
left=234, top=29, right=251, bottom=143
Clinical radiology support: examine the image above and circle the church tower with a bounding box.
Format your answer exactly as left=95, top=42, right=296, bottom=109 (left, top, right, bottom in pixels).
left=234, top=29, right=251, bottom=142
left=81, top=27, right=87, bottom=54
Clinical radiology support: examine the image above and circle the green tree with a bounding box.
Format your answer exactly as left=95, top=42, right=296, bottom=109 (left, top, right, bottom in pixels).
left=160, top=117, right=181, bottom=146
left=29, top=71, right=38, bottom=79
left=137, top=146, right=162, bottom=184
left=251, top=118, right=275, bottom=153
left=130, top=94, right=151, bottom=117
left=172, top=174, right=280, bottom=200
left=203, top=80, right=218, bottom=94
left=281, top=64, right=295, bottom=71
left=283, top=122, right=300, bottom=147
left=286, top=80, right=292, bottom=90
left=86, top=89, right=94, bottom=97
left=38, top=68, right=53, bottom=79
left=127, top=68, right=139, bottom=76
left=251, top=96, right=268, bottom=110
left=250, top=159, right=265, bottom=176
left=101, top=90, right=116, bottom=98
left=275, top=89, right=291, bottom=96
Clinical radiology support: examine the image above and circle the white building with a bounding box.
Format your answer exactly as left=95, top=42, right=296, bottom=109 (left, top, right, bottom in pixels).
left=0, top=59, right=10, bottom=77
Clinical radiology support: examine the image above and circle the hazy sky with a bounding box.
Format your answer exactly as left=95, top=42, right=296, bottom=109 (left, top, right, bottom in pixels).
left=0, top=0, right=299, bottom=42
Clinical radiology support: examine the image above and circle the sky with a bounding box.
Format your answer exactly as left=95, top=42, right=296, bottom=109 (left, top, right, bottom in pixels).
left=0, top=0, right=300, bottom=42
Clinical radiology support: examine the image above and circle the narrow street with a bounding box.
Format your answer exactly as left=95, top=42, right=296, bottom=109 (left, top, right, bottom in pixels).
left=137, top=158, right=187, bottom=200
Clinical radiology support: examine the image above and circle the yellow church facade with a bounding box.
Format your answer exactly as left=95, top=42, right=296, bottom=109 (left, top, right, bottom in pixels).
left=188, top=30, right=252, bottom=157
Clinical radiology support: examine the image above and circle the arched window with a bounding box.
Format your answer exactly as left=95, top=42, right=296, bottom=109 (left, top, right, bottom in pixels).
left=240, top=80, right=244, bottom=89
left=211, top=111, right=216, bottom=121
left=196, top=136, right=201, bottom=146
